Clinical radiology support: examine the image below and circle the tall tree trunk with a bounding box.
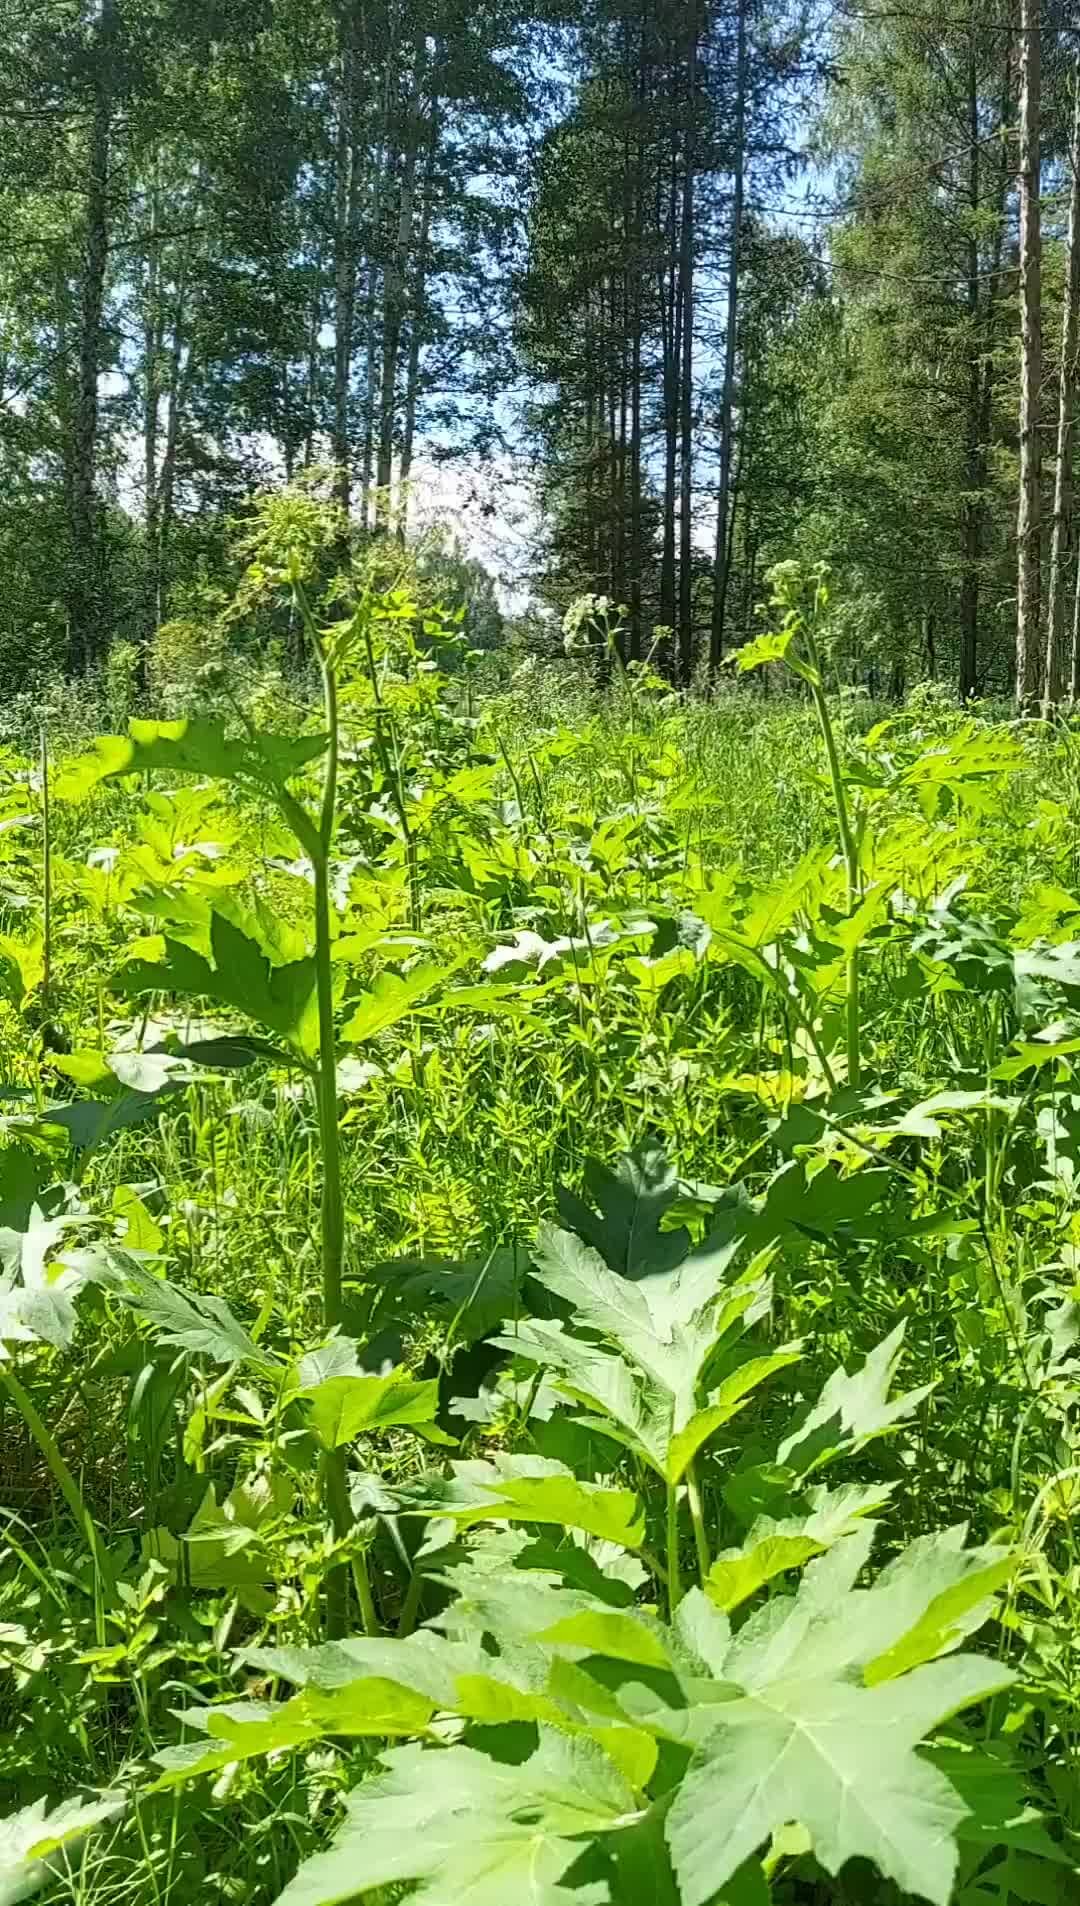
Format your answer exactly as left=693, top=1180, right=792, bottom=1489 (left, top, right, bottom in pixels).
left=964, top=46, right=1013, bottom=695
left=1015, top=0, right=1042, bottom=710
left=677, top=0, right=697, bottom=687
left=399, top=96, right=439, bottom=530
left=958, top=14, right=982, bottom=701
left=141, top=172, right=164, bottom=650
left=709, top=0, right=747, bottom=673
left=659, top=128, right=679, bottom=639
left=332, top=7, right=359, bottom=528
left=359, top=58, right=394, bottom=531
left=303, top=243, right=322, bottom=470
left=377, top=41, right=427, bottom=523
left=609, top=272, right=620, bottom=602
left=1045, top=61, right=1080, bottom=705
left=628, top=5, right=646, bottom=661
left=68, top=0, right=116, bottom=673
left=155, top=261, right=194, bottom=629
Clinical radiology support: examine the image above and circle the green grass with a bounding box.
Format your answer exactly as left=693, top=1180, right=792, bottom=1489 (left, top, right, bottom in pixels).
left=4, top=570, right=1080, bottom=1904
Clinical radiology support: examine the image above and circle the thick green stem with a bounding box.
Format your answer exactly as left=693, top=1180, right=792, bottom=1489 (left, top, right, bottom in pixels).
left=666, top=1482, right=683, bottom=1613
left=685, top=1461, right=711, bottom=1587
left=298, top=583, right=353, bottom=1634
left=351, top=1550, right=380, bottom=1637
left=313, top=858, right=344, bottom=1329
left=804, top=629, right=861, bottom=1088
left=40, top=722, right=52, bottom=1014
left=397, top=1564, right=425, bottom=1638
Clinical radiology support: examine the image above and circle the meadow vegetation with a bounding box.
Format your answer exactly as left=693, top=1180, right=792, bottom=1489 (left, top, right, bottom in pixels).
left=3, top=517, right=1080, bottom=1906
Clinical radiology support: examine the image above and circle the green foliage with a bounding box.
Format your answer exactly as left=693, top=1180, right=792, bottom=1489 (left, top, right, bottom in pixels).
left=4, top=573, right=1080, bottom=1906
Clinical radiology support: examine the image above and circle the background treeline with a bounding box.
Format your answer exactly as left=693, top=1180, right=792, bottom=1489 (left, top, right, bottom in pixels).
left=3, top=0, right=1080, bottom=704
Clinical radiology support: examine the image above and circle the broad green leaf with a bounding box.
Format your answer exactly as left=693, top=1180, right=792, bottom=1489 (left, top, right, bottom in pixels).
left=291, top=1336, right=368, bottom=1389
left=0, top=932, right=44, bottom=1010
left=342, top=962, right=457, bottom=1043
left=270, top=1731, right=630, bottom=1906
left=777, top=1322, right=934, bottom=1475
left=393, top=1454, right=645, bottom=1548
left=302, top=1371, right=441, bottom=1448
left=531, top=1224, right=657, bottom=1365
left=666, top=1350, right=802, bottom=1482
left=862, top=1530, right=1015, bottom=1682
left=0, top=1795, right=125, bottom=1906
left=708, top=1487, right=889, bottom=1613
left=101, top=1252, right=275, bottom=1370
left=246, top=1625, right=655, bottom=1783
left=0, top=1147, right=52, bottom=1231
left=501, top=1154, right=786, bottom=1482
left=495, top=1318, right=669, bottom=1468
left=0, top=1207, right=96, bottom=1354
left=153, top=1677, right=434, bottom=1785
left=535, top=1607, right=670, bottom=1669
left=720, top=1525, right=1011, bottom=1693
left=667, top=1654, right=1015, bottom=1906
left=112, top=1185, right=163, bottom=1253
left=243, top=1631, right=468, bottom=1704
left=923, top=1745, right=1070, bottom=1863
left=114, top=914, right=319, bottom=1061
left=730, top=624, right=799, bottom=673
left=555, top=1142, right=689, bottom=1278
left=55, top=719, right=327, bottom=802
left=671, top=1588, right=734, bottom=1677
left=42, top=1087, right=176, bottom=1154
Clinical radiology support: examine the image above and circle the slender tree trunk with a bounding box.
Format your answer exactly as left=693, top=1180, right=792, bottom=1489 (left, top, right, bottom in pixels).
left=332, top=9, right=359, bottom=527
left=609, top=273, right=620, bottom=602
left=68, top=0, right=116, bottom=673
left=142, top=174, right=163, bottom=649
left=303, top=243, right=322, bottom=470
left=55, top=269, right=73, bottom=524
left=676, top=0, right=697, bottom=687
left=377, top=41, right=427, bottom=523
left=616, top=38, right=631, bottom=642
left=399, top=97, right=439, bottom=531
left=155, top=264, right=194, bottom=627
left=628, top=7, right=646, bottom=661
left=1045, top=62, right=1080, bottom=705
left=724, top=358, right=749, bottom=633
left=1071, top=543, right=1080, bottom=697
left=359, top=63, right=393, bottom=531
left=958, top=16, right=982, bottom=701
left=709, top=0, right=747, bottom=673
left=659, top=129, right=679, bottom=639
left=1015, top=0, right=1043, bottom=710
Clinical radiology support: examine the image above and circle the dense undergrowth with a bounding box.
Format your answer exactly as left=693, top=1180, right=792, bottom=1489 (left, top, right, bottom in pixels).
left=3, top=540, right=1080, bottom=1904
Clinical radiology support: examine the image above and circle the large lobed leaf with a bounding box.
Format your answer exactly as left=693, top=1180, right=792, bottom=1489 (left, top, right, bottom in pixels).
left=0, top=1795, right=124, bottom=1906
left=114, top=911, right=319, bottom=1062
left=270, top=1731, right=629, bottom=1906
left=151, top=1517, right=1024, bottom=1906
left=498, top=1214, right=795, bottom=1483
left=54, top=718, right=327, bottom=803
left=392, top=1452, right=645, bottom=1548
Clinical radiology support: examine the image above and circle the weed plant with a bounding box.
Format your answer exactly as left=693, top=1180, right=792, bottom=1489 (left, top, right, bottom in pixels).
left=1, top=517, right=1080, bottom=1904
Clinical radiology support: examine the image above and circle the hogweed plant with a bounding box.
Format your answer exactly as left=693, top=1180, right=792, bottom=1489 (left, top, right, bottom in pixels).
left=733, top=563, right=865, bottom=1088
left=3, top=519, right=1080, bottom=1904
left=30, top=545, right=462, bottom=1635
left=0, top=1143, right=1056, bottom=1906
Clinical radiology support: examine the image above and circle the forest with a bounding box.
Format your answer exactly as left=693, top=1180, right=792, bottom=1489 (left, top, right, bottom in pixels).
left=6, top=5, right=1080, bottom=1906
left=3, top=0, right=1080, bottom=702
